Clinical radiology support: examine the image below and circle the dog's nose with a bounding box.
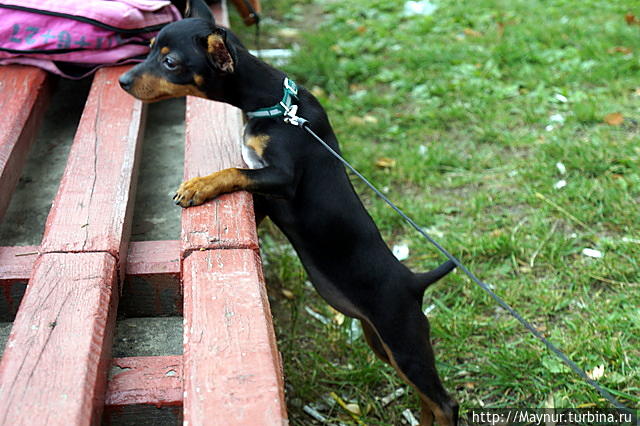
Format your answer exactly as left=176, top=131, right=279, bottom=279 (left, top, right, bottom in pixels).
left=119, top=73, right=133, bottom=91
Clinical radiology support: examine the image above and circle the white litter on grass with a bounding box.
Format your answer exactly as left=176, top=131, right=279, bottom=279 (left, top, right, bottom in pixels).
left=424, top=226, right=445, bottom=238
left=546, top=113, right=565, bottom=131
left=622, top=237, right=640, bottom=244
left=418, top=144, right=428, bottom=156
left=402, top=409, right=420, bottom=426
left=403, top=0, right=437, bottom=16
left=423, top=304, right=436, bottom=315
left=550, top=113, right=565, bottom=123
left=553, top=179, right=567, bottom=189
left=393, top=244, right=410, bottom=261
left=582, top=248, right=604, bottom=258
left=305, top=306, right=331, bottom=324
left=347, top=319, right=363, bottom=344
left=380, top=388, right=406, bottom=406
left=588, top=364, right=605, bottom=380
left=556, top=161, right=566, bottom=175
left=303, top=405, right=328, bottom=422
left=554, top=93, right=568, bottom=103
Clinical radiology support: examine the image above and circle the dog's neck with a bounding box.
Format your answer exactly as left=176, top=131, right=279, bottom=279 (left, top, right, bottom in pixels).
left=221, top=48, right=289, bottom=113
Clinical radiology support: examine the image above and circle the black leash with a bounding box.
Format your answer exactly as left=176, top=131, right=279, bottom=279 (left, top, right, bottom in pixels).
left=281, top=110, right=636, bottom=418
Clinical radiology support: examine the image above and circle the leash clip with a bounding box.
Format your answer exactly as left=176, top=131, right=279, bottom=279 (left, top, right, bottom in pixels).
left=283, top=78, right=298, bottom=95
left=280, top=102, right=308, bottom=127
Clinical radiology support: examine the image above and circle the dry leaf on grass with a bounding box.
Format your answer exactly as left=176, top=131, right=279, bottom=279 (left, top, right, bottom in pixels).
left=463, top=28, right=483, bottom=37
left=375, top=157, right=396, bottom=168
left=604, top=112, right=624, bottom=126
left=310, top=86, right=325, bottom=97
left=625, top=13, right=638, bottom=25
left=345, top=403, right=361, bottom=415
left=608, top=46, right=633, bottom=55
left=362, top=114, right=378, bottom=124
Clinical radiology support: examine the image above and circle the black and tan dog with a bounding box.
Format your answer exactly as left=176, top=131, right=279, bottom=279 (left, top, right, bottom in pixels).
left=119, top=1, right=458, bottom=424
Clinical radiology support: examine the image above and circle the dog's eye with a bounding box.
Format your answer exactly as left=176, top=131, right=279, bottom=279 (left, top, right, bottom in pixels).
left=163, top=56, right=180, bottom=71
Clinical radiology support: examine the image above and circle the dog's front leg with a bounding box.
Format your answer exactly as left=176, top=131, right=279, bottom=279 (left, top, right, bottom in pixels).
left=174, top=166, right=295, bottom=207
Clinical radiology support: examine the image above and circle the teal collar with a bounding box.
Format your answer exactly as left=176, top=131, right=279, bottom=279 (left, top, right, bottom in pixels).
left=246, top=77, right=299, bottom=119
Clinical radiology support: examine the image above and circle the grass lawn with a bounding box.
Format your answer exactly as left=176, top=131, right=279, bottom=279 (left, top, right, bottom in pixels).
left=232, top=0, right=639, bottom=423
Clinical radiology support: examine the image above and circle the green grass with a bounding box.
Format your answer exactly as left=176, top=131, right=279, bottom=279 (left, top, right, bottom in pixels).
left=233, top=0, right=639, bottom=423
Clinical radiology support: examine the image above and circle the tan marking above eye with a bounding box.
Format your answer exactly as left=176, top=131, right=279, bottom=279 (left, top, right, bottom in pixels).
left=160, top=46, right=170, bottom=55
left=194, top=74, right=204, bottom=87
left=246, top=134, right=270, bottom=157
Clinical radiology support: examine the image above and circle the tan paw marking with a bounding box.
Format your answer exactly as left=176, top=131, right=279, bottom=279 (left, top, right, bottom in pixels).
left=173, top=176, right=215, bottom=208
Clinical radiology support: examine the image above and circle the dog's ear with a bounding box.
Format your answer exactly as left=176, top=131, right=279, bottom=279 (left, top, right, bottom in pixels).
left=184, top=0, right=216, bottom=23
left=203, top=28, right=234, bottom=73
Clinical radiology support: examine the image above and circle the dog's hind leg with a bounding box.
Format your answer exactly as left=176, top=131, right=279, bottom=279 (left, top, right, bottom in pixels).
left=361, top=320, right=390, bottom=364
left=361, top=319, right=433, bottom=425
left=365, top=306, right=458, bottom=426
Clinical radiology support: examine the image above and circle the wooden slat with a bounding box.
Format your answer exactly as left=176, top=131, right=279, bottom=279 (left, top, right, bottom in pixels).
left=106, top=356, right=182, bottom=407
left=0, top=245, right=38, bottom=281
left=182, top=97, right=258, bottom=253
left=121, top=241, right=182, bottom=317
left=0, top=65, right=145, bottom=425
left=181, top=4, right=258, bottom=255
left=0, top=241, right=179, bottom=283
left=0, top=66, right=51, bottom=222
left=182, top=249, right=287, bottom=425
left=179, top=4, right=286, bottom=424
left=0, top=252, right=118, bottom=425
left=1, top=241, right=182, bottom=317
left=126, top=240, right=180, bottom=276
left=40, top=66, right=145, bottom=260
left=0, top=245, right=33, bottom=321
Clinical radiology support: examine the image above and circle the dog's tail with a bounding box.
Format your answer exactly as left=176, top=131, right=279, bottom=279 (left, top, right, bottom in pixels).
left=413, top=260, right=456, bottom=294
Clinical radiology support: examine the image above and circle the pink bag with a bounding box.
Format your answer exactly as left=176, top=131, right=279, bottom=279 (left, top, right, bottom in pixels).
left=0, top=0, right=181, bottom=78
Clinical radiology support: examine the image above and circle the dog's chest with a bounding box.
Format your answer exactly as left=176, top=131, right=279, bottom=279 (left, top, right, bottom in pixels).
left=241, top=132, right=269, bottom=169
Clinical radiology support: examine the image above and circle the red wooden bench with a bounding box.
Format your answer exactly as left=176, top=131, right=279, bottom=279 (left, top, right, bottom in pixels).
left=0, top=2, right=287, bottom=424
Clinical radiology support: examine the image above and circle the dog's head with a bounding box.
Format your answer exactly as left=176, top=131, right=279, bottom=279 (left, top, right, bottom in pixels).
left=119, top=0, right=235, bottom=102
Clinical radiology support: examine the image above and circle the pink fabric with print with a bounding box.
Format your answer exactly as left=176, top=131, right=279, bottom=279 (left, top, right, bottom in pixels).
left=0, top=0, right=181, bottom=78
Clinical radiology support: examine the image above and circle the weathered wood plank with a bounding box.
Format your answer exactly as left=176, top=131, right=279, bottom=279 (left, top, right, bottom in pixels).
left=125, top=240, right=180, bottom=276
left=182, top=249, right=287, bottom=425
left=0, top=66, right=51, bottom=222
left=0, top=241, right=180, bottom=283
left=121, top=240, right=181, bottom=316
left=0, top=245, right=38, bottom=281
left=181, top=3, right=258, bottom=255
left=0, top=252, right=118, bottom=425
left=40, top=66, right=145, bottom=260
left=180, top=4, right=286, bottom=424
left=105, top=356, right=182, bottom=407
left=0, top=241, right=182, bottom=317
left=0, top=246, right=36, bottom=321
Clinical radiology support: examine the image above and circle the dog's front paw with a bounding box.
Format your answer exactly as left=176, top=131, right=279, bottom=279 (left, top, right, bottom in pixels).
left=173, top=177, right=216, bottom=208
